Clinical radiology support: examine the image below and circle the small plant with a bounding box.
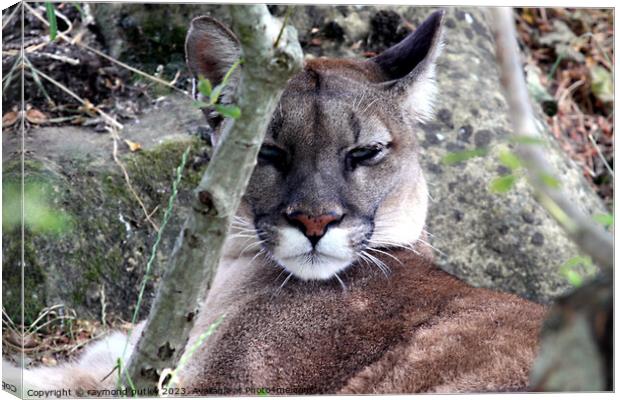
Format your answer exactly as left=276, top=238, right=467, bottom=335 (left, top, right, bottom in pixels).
left=441, top=148, right=487, bottom=165
left=593, top=213, right=613, bottom=229
left=194, top=59, right=242, bottom=119
left=44, top=2, right=58, bottom=40
left=559, top=255, right=597, bottom=287
left=3, top=182, right=73, bottom=235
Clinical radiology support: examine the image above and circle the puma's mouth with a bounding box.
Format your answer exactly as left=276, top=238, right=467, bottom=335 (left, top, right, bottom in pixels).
left=271, top=226, right=356, bottom=281
left=280, top=250, right=351, bottom=264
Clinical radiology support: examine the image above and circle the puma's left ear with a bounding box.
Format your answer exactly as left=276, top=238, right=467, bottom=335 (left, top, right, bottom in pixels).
left=369, top=10, right=445, bottom=122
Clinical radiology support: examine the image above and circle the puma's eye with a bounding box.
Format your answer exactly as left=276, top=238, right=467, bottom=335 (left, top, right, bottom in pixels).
left=258, top=145, right=288, bottom=170
left=347, top=143, right=389, bottom=169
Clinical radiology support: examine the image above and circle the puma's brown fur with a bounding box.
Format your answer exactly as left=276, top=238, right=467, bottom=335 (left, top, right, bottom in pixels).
left=176, top=245, right=545, bottom=394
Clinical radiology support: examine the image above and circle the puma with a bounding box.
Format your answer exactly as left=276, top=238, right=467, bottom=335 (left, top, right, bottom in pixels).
left=5, top=10, right=546, bottom=395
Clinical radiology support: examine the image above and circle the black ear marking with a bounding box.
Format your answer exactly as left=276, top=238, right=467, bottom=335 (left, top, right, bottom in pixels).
left=371, top=10, right=445, bottom=81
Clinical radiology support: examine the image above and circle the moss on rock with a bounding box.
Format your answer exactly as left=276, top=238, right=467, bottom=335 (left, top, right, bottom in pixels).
left=2, top=102, right=207, bottom=322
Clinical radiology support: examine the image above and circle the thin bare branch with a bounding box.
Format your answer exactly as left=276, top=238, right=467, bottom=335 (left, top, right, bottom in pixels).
left=121, top=4, right=303, bottom=392
left=489, top=7, right=613, bottom=272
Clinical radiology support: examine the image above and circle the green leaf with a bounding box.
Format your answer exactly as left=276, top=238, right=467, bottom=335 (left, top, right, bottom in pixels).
left=538, top=173, right=561, bottom=188
left=490, top=174, right=517, bottom=193
left=562, top=255, right=593, bottom=269
left=208, top=59, right=241, bottom=104
left=510, top=135, right=546, bottom=145
left=210, top=83, right=224, bottom=104
left=45, top=2, right=58, bottom=41
left=593, top=213, right=614, bottom=228
left=192, top=100, right=211, bottom=109
left=214, top=104, right=241, bottom=119
left=441, top=149, right=487, bottom=165
left=498, top=150, right=521, bottom=171
left=220, top=59, right=241, bottom=85
left=563, top=270, right=583, bottom=287
left=3, top=182, right=73, bottom=235
left=560, top=255, right=596, bottom=287
left=197, top=76, right=212, bottom=98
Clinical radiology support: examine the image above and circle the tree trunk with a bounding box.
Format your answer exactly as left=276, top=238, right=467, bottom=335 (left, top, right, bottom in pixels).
left=121, top=4, right=303, bottom=393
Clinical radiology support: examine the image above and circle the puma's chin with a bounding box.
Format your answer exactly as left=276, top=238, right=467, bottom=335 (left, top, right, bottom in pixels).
left=272, top=226, right=355, bottom=281
left=277, top=254, right=353, bottom=281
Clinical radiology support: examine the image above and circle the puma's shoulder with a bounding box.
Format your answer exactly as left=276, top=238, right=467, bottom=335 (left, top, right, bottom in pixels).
left=179, top=248, right=546, bottom=394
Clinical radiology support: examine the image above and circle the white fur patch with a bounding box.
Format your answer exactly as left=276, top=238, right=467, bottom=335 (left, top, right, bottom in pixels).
left=370, top=174, right=429, bottom=248
left=403, top=38, right=445, bottom=123
left=272, top=227, right=354, bottom=281
left=404, top=65, right=439, bottom=123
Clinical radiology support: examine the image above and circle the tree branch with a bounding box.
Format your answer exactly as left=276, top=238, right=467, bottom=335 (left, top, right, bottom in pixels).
left=489, top=7, right=613, bottom=392
left=489, top=8, right=613, bottom=272
left=122, top=5, right=303, bottom=393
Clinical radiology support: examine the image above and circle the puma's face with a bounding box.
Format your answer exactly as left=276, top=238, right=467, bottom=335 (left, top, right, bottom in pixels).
left=186, top=11, right=444, bottom=281
left=243, top=69, right=429, bottom=280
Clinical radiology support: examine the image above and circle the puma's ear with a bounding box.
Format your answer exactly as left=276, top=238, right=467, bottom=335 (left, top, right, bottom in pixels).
left=185, top=15, right=241, bottom=88
left=370, top=10, right=445, bottom=122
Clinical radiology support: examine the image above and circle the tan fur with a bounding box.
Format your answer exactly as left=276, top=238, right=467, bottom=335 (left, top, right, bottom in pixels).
left=175, top=246, right=545, bottom=394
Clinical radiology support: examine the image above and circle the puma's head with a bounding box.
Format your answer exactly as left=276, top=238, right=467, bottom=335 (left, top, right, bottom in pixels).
left=186, top=11, right=444, bottom=281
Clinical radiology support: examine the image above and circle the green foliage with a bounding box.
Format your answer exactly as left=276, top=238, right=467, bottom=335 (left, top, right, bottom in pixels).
left=489, top=174, right=518, bottom=193
left=129, top=147, right=191, bottom=329
left=161, top=314, right=225, bottom=391
left=441, top=148, right=487, bottom=165
left=509, top=135, right=547, bottom=145
left=593, top=213, right=614, bottom=228
left=498, top=149, right=521, bottom=171
left=195, top=59, right=242, bottom=120
left=560, top=255, right=597, bottom=287
left=214, top=104, right=241, bottom=119
left=45, top=2, right=58, bottom=40
left=198, top=77, right=213, bottom=98
left=3, top=181, right=73, bottom=235
left=538, top=172, right=561, bottom=189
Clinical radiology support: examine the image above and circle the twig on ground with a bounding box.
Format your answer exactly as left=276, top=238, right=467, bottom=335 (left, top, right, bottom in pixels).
left=23, top=56, right=55, bottom=106
left=110, top=131, right=160, bottom=232
left=37, top=52, right=80, bottom=65
left=588, top=134, right=614, bottom=178
left=2, top=3, right=20, bottom=30
left=100, top=284, right=108, bottom=329
left=557, top=79, right=585, bottom=106
left=25, top=61, right=122, bottom=129
left=24, top=2, right=190, bottom=97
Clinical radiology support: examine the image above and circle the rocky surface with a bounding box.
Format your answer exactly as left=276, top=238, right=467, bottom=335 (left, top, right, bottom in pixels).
left=2, top=94, right=208, bottom=323
left=3, top=6, right=608, bottom=324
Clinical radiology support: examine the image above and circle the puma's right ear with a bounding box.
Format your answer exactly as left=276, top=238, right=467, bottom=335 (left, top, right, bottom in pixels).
left=185, top=16, right=241, bottom=87
left=369, top=10, right=445, bottom=123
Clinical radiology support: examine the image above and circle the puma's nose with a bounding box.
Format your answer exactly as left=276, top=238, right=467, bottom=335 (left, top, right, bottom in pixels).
left=285, top=211, right=344, bottom=246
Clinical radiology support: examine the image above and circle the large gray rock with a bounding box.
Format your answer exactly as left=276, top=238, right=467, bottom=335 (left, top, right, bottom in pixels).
left=2, top=95, right=208, bottom=324
left=410, top=7, right=606, bottom=303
